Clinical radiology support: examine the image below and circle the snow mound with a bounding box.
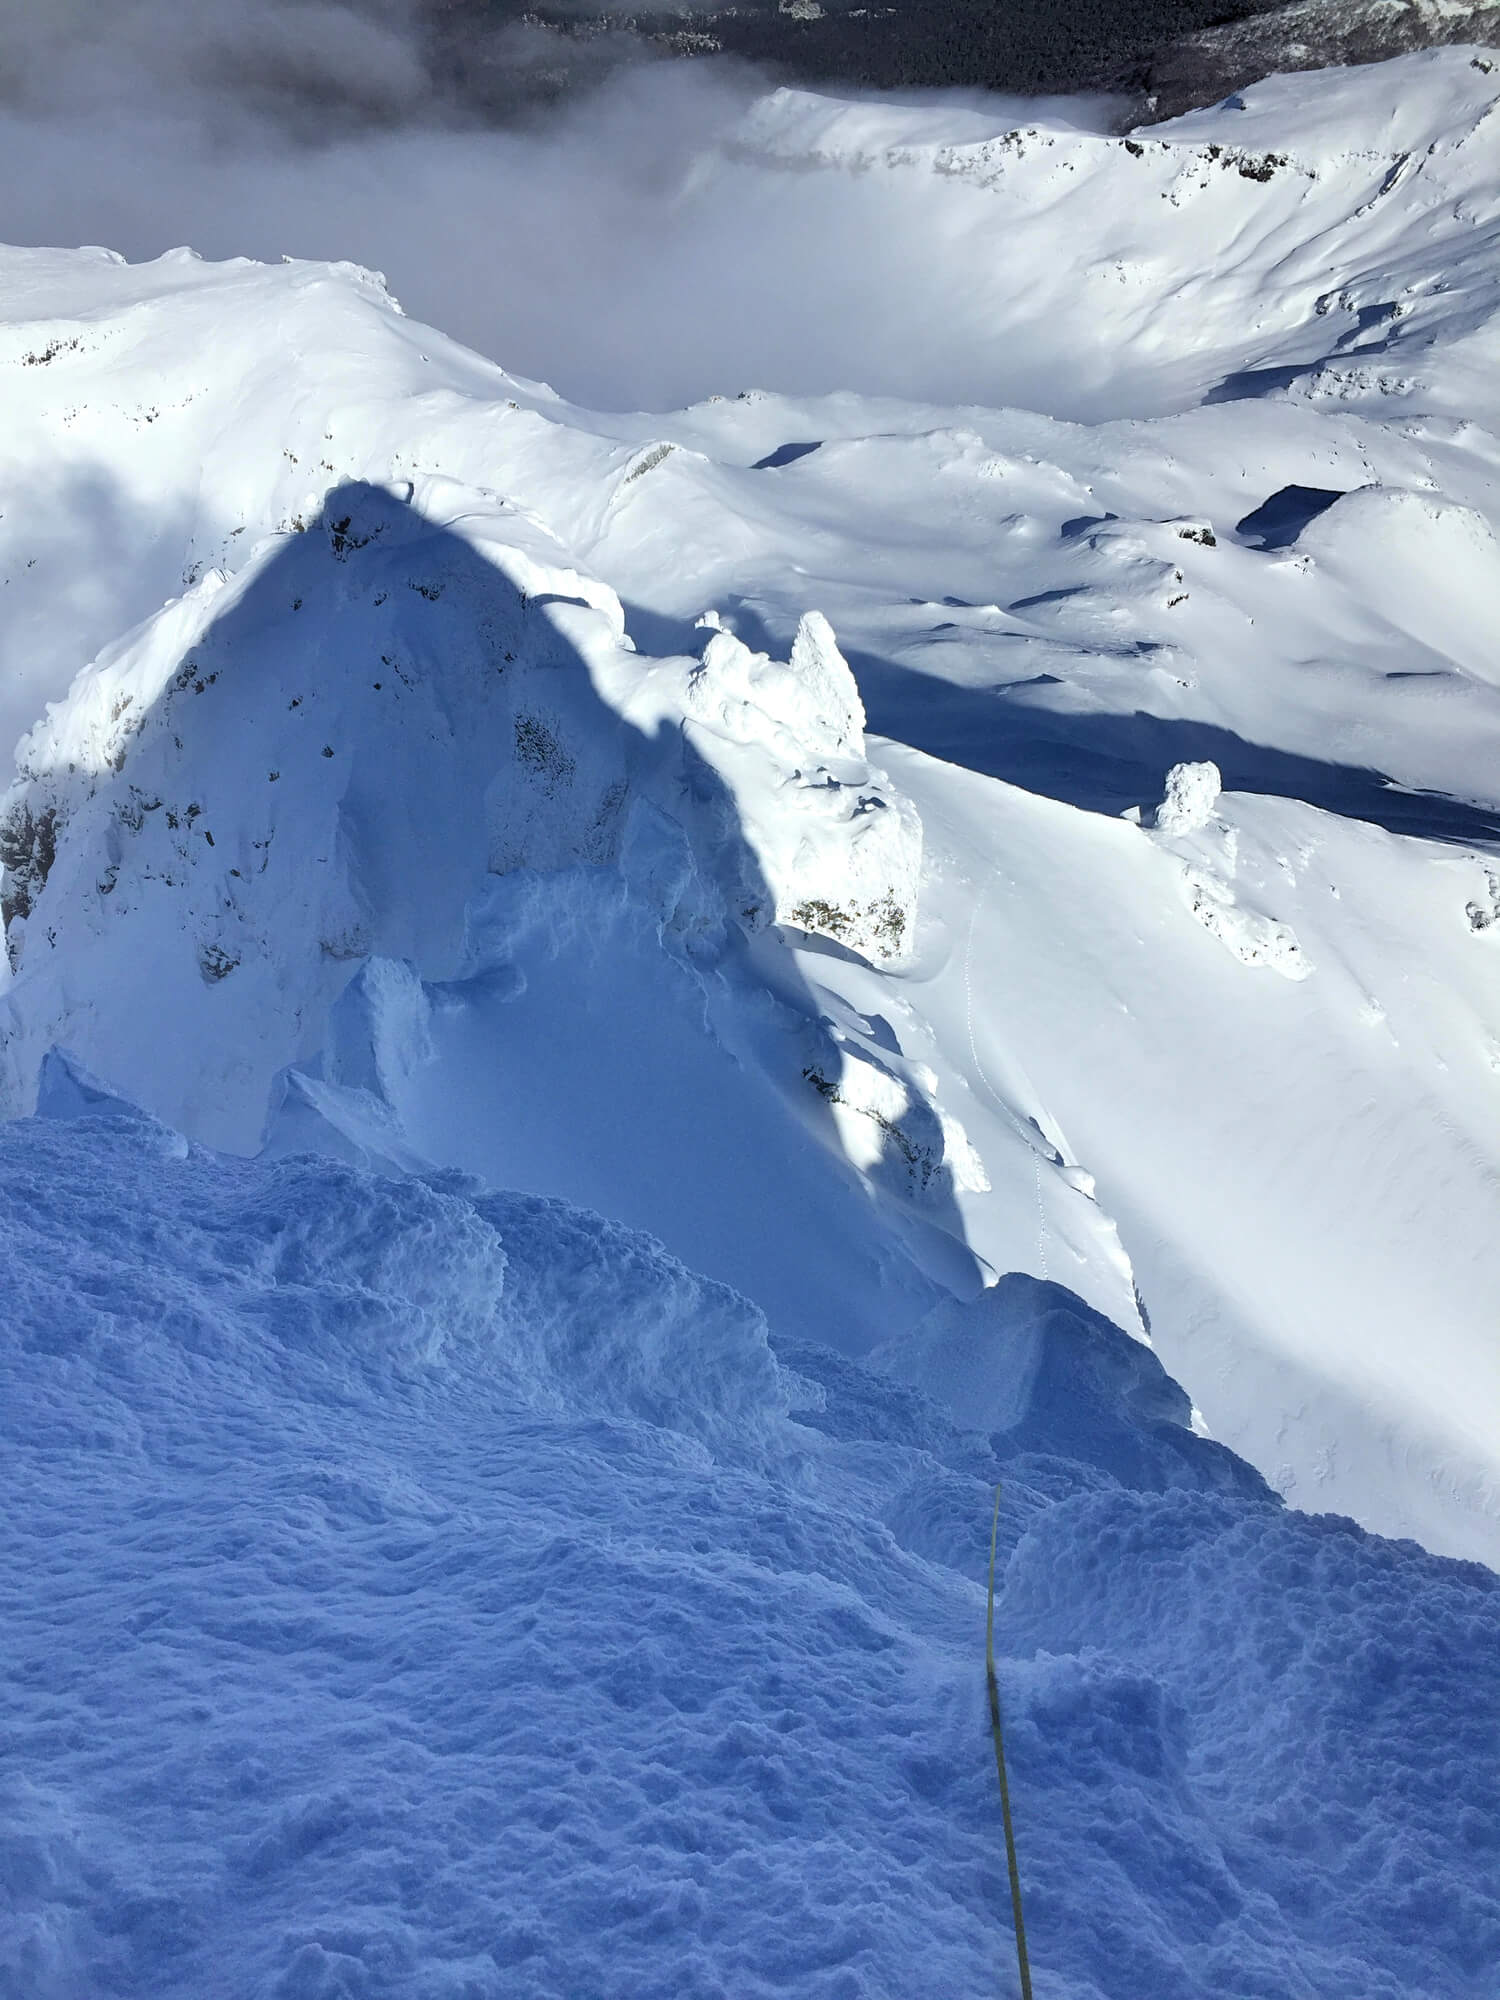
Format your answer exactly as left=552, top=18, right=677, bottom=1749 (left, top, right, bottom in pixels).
left=13, top=1101, right=787, bottom=1460
left=998, top=1483, right=1500, bottom=2000
left=874, top=1273, right=1270, bottom=1500
left=1298, top=483, right=1500, bottom=687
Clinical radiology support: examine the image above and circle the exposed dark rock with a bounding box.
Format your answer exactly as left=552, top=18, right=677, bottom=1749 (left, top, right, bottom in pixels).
left=1142, top=0, right=1500, bottom=122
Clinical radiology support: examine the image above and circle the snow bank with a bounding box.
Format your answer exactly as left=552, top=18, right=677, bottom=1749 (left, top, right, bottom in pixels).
left=874, top=1274, right=1269, bottom=1499
left=1298, top=483, right=1500, bottom=688
left=15, top=1071, right=787, bottom=1457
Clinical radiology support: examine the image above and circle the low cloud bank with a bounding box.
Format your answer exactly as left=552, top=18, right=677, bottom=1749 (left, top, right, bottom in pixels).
left=0, top=0, right=1120, bottom=411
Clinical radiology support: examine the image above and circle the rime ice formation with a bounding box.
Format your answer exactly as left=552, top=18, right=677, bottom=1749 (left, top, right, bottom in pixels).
left=681, top=613, right=921, bottom=958
left=1156, top=760, right=1222, bottom=836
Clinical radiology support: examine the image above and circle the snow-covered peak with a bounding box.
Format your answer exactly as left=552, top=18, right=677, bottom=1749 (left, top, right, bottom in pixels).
left=1, top=477, right=922, bottom=1157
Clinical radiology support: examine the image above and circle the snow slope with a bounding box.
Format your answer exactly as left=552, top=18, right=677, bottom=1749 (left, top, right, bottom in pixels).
left=4, top=45, right=1500, bottom=1999
left=3, top=1086, right=1496, bottom=1999
left=5, top=50, right=1500, bottom=1563
left=0, top=62, right=1496, bottom=1512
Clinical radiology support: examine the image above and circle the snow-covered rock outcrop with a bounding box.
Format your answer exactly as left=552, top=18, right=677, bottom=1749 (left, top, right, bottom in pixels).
left=0, top=480, right=920, bottom=1148
left=1155, top=760, right=1221, bottom=836
left=674, top=612, right=921, bottom=959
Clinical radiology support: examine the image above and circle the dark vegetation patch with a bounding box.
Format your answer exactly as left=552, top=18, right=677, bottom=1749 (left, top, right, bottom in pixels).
left=424, top=0, right=1290, bottom=107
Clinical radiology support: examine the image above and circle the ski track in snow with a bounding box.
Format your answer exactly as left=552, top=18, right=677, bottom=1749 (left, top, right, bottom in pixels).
left=1, top=45, right=1499, bottom=1998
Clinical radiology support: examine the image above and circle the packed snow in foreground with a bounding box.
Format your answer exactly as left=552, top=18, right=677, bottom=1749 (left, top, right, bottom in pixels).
left=2, top=45, right=1500, bottom=2000
left=5, top=1077, right=1496, bottom=1997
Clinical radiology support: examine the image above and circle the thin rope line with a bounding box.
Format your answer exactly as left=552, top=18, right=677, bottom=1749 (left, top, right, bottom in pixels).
left=987, top=1484, right=1034, bottom=2000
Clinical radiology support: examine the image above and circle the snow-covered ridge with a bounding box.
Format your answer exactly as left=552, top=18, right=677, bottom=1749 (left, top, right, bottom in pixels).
left=0, top=480, right=920, bottom=1152
left=1, top=50, right=1499, bottom=1571
left=1145, top=0, right=1500, bottom=120
left=724, top=52, right=1500, bottom=418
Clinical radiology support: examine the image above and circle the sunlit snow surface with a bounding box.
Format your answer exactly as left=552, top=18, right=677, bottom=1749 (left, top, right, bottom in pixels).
left=3, top=47, right=1500, bottom=1997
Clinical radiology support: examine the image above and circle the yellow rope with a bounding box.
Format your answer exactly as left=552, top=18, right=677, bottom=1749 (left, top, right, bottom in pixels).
left=987, top=1485, right=1034, bottom=2000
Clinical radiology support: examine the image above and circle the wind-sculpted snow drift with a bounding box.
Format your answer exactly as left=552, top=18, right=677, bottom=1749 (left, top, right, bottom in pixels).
left=2, top=1090, right=1496, bottom=1999
left=2, top=44, right=1500, bottom=1998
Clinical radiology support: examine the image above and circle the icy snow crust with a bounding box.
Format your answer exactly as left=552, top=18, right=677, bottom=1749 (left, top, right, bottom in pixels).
left=3, top=46, right=1500, bottom=1993
left=3, top=1096, right=1497, bottom=1999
